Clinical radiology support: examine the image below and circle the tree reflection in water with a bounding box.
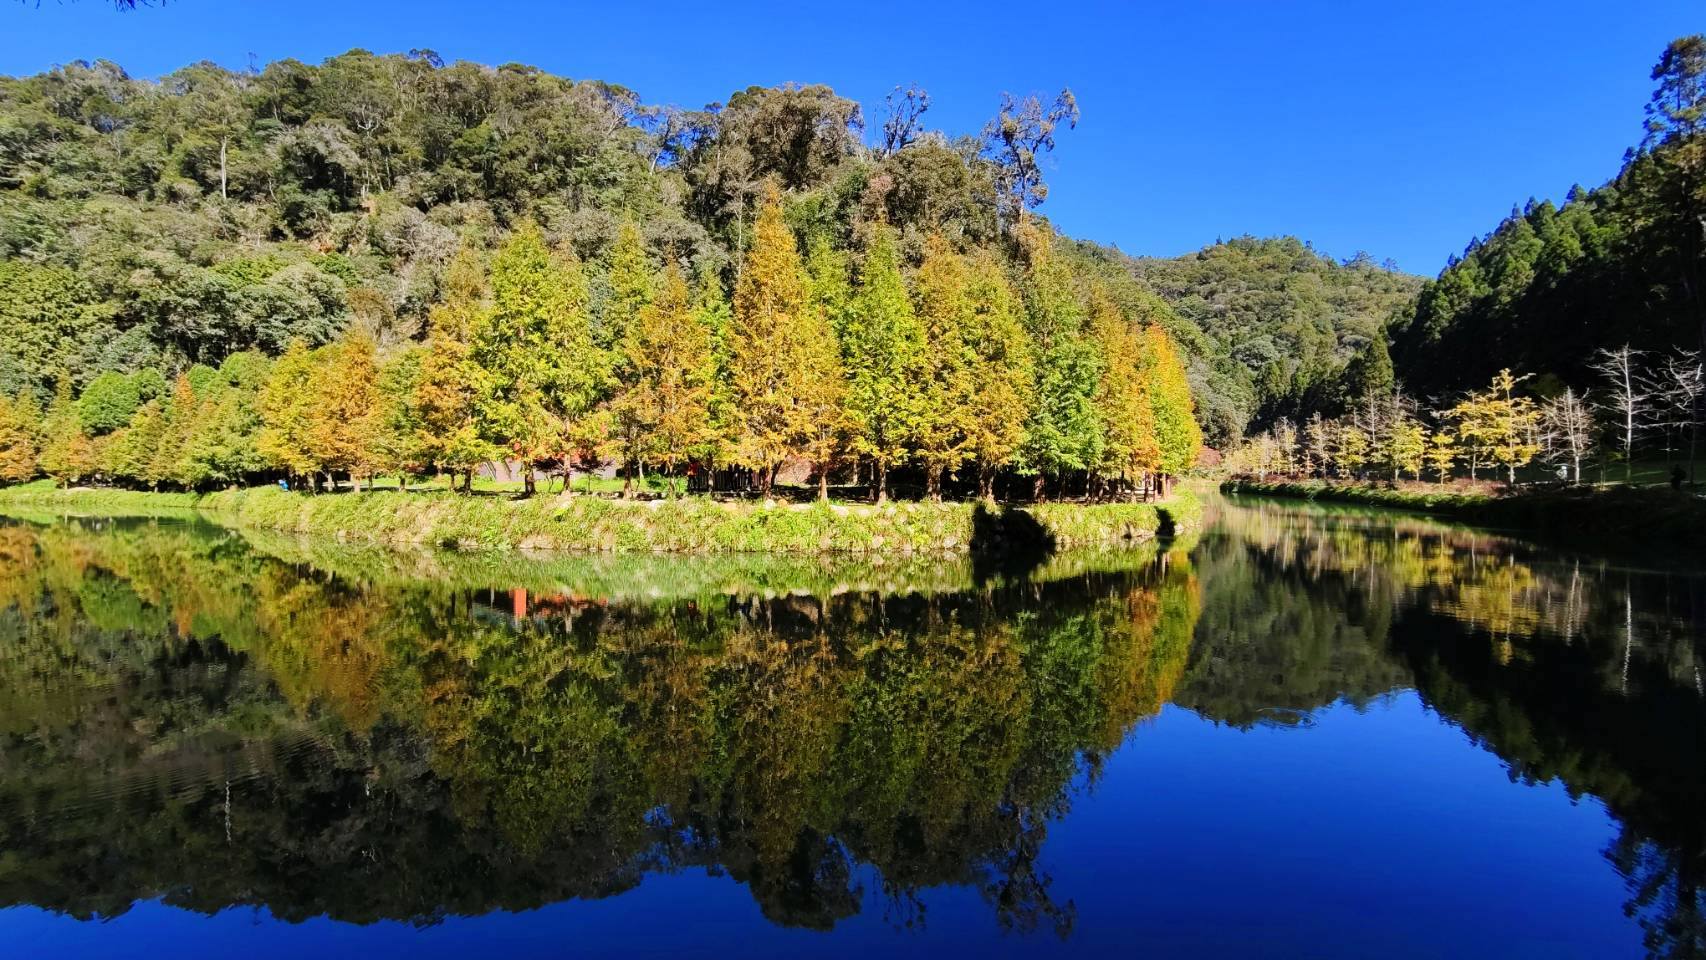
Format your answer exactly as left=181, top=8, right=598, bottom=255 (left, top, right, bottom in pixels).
left=0, top=500, right=1700, bottom=956
left=0, top=516, right=1198, bottom=933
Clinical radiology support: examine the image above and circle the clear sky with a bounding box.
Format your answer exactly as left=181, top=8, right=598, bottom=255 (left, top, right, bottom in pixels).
left=2, top=0, right=1700, bottom=275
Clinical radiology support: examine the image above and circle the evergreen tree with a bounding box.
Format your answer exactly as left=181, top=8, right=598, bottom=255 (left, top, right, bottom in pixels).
left=471, top=223, right=607, bottom=495
left=843, top=222, right=925, bottom=502
left=1339, top=336, right=1395, bottom=409
left=199, top=352, right=272, bottom=486
left=963, top=251, right=1035, bottom=500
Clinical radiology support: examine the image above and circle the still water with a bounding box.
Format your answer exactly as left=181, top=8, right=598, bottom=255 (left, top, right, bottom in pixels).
left=0, top=497, right=1699, bottom=958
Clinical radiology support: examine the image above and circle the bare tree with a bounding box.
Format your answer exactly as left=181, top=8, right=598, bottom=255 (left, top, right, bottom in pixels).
left=1540, top=387, right=1595, bottom=484
left=981, top=89, right=1079, bottom=225
left=1655, top=348, right=1704, bottom=483
left=879, top=84, right=930, bottom=157
left=1592, top=345, right=1651, bottom=480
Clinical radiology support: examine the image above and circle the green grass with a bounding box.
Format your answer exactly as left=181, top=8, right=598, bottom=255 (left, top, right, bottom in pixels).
left=0, top=484, right=1202, bottom=556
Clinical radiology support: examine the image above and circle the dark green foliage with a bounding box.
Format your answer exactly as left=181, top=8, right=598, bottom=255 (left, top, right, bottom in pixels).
left=1130, top=237, right=1423, bottom=440
left=1392, top=36, right=1706, bottom=401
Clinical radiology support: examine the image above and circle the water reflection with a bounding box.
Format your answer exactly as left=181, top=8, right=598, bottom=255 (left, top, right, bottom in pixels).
left=0, top=499, right=1700, bottom=956
left=1198, top=498, right=1706, bottom=958
left=0, top=516, right=1198, bottom=933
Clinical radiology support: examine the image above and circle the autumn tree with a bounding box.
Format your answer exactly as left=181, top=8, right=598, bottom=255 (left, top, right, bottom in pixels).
left=1146, top=324, right=1203, bottom=488
left=910, top=237, right=975, bottom=500
left=1090, top=297, right=1160, bottom=497
left=0, top=392, right=40, bottom=484
left=729, top=190, right=843, bottom=496
left=38, top=376, right=95, bottom=487
left=1425, top=430, right=1458, bottom=482
left=259, top=340, right=323, bottom=490
left=304, top=332, right=384, bottom=490
left=614, top=263, right=719, bottom=497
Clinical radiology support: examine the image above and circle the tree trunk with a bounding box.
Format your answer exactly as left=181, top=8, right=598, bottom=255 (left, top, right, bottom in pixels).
left=926, top=465, right=942, bottom=502
left=1032, top=473, right=1046, bottom=503
left=874, top=461, right=889, bottom=504
left=219, top=137, right=228, bottom=201
left=978, top=465, right=996, bottom=503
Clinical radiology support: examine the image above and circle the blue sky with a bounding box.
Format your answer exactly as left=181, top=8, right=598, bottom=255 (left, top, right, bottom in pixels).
left=2, top=0, right=1699, bottom=275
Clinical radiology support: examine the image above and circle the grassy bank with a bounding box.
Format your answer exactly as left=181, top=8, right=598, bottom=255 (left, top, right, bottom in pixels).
left=0, top=482, right=1200, bottom=555
left=1222, top=479, right=1706, bottom=550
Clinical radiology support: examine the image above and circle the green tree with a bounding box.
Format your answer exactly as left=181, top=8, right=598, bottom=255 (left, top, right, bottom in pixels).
left=843, top=223, right=925, bottom=502
left=910, top=237, right=975, bottom=500
left=1015, top=221, right=1100, bottom=498
left=963, top=251, right=1035, bottom=500
left=471, top=224, right=607, bottom=496
left=601, top=220, right=653, bottom=354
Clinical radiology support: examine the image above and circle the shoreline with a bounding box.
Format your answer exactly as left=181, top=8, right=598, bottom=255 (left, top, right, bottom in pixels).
left=1221, top=479, right=1706, bottom=550
left=0, top=485, right=1203, bottom=555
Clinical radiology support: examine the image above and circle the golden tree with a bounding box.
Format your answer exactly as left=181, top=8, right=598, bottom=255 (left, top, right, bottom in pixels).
left=730, top=188, right=843, bottom=496
left=615, top=263, right=719, bottom=497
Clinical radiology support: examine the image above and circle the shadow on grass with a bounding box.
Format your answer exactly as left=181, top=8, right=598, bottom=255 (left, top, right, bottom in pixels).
left=969, top=503, right=1055, bottom=583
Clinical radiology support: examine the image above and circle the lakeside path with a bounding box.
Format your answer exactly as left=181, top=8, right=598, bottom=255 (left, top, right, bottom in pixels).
left=0, top=485, right=1203, bottom=555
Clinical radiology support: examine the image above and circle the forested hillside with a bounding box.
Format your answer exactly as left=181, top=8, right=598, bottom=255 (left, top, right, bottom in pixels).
left=1130, top=236, right=1423, bottom=440
left=1392, top=36, right=1705, bottom=402
left=0, top=51, right=1202, bottom=499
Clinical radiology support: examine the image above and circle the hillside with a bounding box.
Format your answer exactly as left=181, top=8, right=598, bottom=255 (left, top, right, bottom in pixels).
left=0, top=52, right=1205, bottom=500
left=1130, top=236, right=1424, bottom=439
left=1390, top=37, right=1704, bottom=405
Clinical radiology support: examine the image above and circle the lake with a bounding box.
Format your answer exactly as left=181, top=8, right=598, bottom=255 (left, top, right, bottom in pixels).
left=0, top=496, right=1699, bottom=958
